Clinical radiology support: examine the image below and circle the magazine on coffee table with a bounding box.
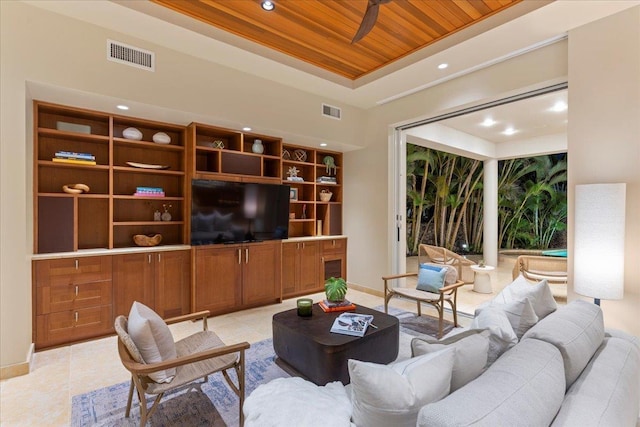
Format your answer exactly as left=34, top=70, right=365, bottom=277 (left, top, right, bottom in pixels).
left=330, top=313, right=375, bottom=337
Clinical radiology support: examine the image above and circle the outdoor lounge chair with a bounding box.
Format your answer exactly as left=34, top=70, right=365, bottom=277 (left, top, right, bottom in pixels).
left=115, top=305, right=250, bottom=426
left=419, top=244, right=476, bottom=283
left=512, top=255, right=567, bottom=285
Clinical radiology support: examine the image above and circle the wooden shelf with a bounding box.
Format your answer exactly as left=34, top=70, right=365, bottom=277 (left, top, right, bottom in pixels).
left=113, top=221, right=184, bottom=226
left=34, top=100, right=188, bottom=254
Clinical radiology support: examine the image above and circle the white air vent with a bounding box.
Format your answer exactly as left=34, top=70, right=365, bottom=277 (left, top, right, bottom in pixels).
left=107, top=39, right=155, bottom=72
left=322, top=103, right=341, bottom=120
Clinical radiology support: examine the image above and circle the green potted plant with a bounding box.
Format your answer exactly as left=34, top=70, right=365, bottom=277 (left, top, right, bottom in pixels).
left=324, top=277, right=347, bottom=302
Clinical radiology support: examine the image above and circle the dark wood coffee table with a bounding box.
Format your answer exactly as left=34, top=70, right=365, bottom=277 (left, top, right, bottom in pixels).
left=272, top=304, right=399, bottom=385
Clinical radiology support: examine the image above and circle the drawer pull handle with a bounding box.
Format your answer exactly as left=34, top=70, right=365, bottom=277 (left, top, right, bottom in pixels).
left=74, top=312, right=78, bottom=322
left=158, top=253, right=161, bottom=262
left=75, top=259, right=79, bottom=269
left=148, top=254, right=152, bottom=264
left=245, top=248, right=249, bottom=264
left=75, top=285, right=79, bottom=297
left=238, top=249, right=241, bottom=264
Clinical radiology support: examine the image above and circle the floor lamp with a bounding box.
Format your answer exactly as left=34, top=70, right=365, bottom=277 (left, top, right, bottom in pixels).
left=574, top=183, right=626, bottom=305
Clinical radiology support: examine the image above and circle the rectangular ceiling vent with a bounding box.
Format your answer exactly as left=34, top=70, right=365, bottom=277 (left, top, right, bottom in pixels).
left=322, top=103, right=341, bottom=120
left=107, top=39, right=155, bottom=72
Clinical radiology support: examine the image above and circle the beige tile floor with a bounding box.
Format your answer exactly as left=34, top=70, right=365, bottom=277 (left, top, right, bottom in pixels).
left=0, top=255, right=566, bottom=426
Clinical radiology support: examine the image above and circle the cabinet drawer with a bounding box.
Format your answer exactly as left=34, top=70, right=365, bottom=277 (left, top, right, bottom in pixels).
left=36, top=281, right=112, bottom=315
left=321, top=238, right=346, bottom=253
left=35, top=305, right=113, bottom=349
left=35, top=256, right=112, bottom=287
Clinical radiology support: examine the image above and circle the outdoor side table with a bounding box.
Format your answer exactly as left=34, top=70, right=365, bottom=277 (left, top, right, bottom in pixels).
left=471, top=265, right=495, bottom=293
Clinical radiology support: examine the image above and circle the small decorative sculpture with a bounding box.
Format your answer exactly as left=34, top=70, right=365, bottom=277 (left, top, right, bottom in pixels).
left=212, top=140, right=225, bottom=149
left=323, top=156, right=337, bottom=175
left=286, top=166, right=303, bottom=181
left=153, top=210, right=162, bottom=221
left=161, top=204, right=172, bottom=222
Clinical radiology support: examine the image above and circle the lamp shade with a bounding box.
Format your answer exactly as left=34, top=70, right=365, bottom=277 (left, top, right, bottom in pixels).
left=574, top=183, right=626, bottom=301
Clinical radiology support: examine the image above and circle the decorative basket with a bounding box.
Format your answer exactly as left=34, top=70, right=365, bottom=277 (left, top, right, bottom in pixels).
left=133, top=234, right=162, bottom=247
left=319, top=189, right=333, bottom=202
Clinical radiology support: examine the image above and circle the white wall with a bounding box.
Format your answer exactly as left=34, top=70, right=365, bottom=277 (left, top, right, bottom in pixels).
left=0, top=1, right=365, bottom=369
left=567, top=6, right=640, bottom=337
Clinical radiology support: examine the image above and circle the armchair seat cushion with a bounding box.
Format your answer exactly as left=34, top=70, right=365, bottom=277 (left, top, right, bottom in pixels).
left=146, top=330, right=238, bottom=394
left=391, top=287, right=452, bottom=302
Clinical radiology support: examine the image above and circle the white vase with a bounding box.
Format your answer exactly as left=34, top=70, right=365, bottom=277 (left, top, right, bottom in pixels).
left=252, top=139, right=264, bottom=154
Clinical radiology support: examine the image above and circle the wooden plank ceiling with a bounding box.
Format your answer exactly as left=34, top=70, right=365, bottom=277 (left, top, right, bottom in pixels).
left=151, top=0, right=522, bottom=81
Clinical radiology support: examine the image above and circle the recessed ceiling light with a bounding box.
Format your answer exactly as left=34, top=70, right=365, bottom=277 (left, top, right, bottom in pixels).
left=261, top=1, right=275, bottom=11
left=480, top=118, right=497, bottom=127
left=242, top=127, right=252, bottom=132
left=502, top=127, right=517, bottom=136
left=549, top=101, right=568, bottom=112
left=116, top=105, right=129, bottom=110
left=320, top=143, right=328, bottom=147
left=437, top=63, right=448, bottom=70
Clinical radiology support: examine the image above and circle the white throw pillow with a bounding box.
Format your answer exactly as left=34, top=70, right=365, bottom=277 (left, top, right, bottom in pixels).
left=349, top=349, right=455, bottom=427
left=494, top=275, right=557, bottom=319
left=470, top=307, right=518, bottom=364
left=127, top=301, right=177, bottom=383
left=411, top=330, right=490, bottom=391
left=477, top=298, right=539, bottom=340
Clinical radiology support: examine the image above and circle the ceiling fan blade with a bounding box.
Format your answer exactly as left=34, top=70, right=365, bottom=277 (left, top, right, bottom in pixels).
left=351, top=1, right=381, bottom=44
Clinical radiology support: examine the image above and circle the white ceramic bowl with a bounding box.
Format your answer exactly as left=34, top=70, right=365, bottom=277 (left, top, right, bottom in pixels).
left=152, top=132, right=171, bottom=144
left=122, top=127, right=143, bottom=141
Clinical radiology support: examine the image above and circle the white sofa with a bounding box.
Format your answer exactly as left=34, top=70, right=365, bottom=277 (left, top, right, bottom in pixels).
left=416, top=299, right=640, bottom=427
left=244, top=285, right=640, bottom=427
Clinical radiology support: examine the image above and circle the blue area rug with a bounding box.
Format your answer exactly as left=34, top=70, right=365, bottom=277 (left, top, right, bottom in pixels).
left=72, top=309, right=448, bottom=426
left=71, top=338, right=287, bottom=427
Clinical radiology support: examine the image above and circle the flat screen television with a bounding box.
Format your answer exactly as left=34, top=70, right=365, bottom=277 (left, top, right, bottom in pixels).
left=191, top=179, right=290, bottom=245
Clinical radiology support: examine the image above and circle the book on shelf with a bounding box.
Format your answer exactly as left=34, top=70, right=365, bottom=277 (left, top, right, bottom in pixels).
left=55, top=151, right=95, bottom=161
left=316, top=176, right=337, bottom=184
left=134, top=187, right=164, bottom=197
left=52, top=158, right=96, bottom=165
left=133, top=192, right=165, bottom=198
left=319, top=299, right=356, bottom=313
left=330, top=313, right=375, bottom=337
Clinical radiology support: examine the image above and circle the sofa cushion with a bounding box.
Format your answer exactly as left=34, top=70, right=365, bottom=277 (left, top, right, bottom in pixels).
left=477, top=297, right=539, bottom=340
left=417, top=339, right=565, bottom=427
left=494, top=275, right=557, bottom=319
left=551, top=336, right=640, bottom=427
left=349, top=348, right=455, bottom=427
left=469, top=306, right=517, bottom=364
left=411, top=329, right=490, bottom=391
left=127, top=301, right=177, bottom=383
left=522, top=299, right=604, bottom=388
left=243, top=377, right=352, bottom=427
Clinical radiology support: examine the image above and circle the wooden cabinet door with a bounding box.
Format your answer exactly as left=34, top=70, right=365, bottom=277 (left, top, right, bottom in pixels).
left=113, top=253, right=154, bottom=317
left=281, top=242, right=298, bottom=297
left=321, top=238, right=347, bottom=281
left=298, top=241, right=319, bottom=293
left=195, top=245, right=242, bottom=313
left=155, top=250, right=190, bottom=318
left=243, top=241, right=281, bottom=305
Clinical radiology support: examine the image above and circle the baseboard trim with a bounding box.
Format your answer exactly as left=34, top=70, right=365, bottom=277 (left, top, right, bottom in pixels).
left=347, top=282, right=383, bottom=297
left=0, top=343, right=34, bottom=380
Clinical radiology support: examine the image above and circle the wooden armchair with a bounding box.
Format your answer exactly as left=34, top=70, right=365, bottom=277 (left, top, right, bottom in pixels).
left=115, top=309, right=250, bottom=427
left=420, top=244, right=476, bottom=283
left=383, top=264, right=464, bottom=338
